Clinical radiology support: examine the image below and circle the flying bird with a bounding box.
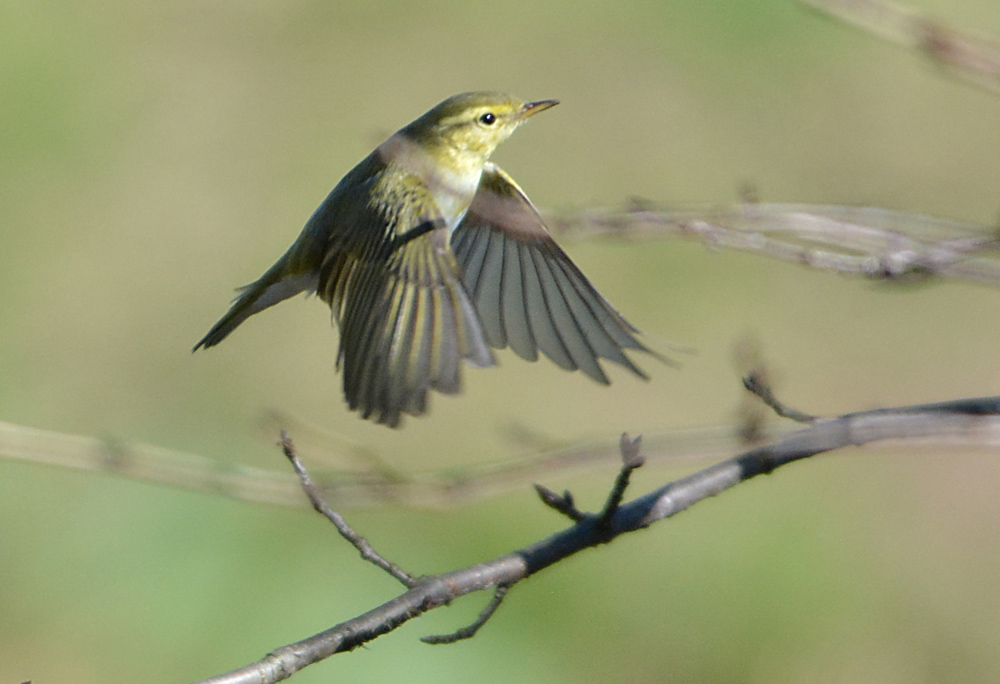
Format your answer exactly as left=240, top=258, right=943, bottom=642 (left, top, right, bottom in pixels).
left=195, top=92, right=660, bottom=427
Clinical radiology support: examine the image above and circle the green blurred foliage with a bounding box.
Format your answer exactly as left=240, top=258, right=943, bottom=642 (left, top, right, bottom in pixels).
left=3, top=0, right=1000, bottom=682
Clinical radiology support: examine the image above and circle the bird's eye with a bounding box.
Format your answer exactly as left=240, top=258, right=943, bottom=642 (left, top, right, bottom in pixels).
left=479, top=112, right=496, bottom=125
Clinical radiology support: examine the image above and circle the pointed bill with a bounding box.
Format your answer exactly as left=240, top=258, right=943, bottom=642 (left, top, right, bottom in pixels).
left=519, top=99, right=559, bottom=119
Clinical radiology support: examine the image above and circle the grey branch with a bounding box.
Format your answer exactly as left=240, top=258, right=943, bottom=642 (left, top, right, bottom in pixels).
left=191, top=393, right=1000, bottom=684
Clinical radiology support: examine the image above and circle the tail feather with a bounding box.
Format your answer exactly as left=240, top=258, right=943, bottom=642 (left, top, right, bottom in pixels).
left=194, top=261, right=315, bottom=351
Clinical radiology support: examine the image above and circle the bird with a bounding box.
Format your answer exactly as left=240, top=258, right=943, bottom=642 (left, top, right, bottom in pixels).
left=194, top=91, right=660, bottom=427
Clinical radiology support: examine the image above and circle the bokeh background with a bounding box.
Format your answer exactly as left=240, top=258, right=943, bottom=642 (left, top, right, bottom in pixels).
left=4, top=0, right=1000, bottom=682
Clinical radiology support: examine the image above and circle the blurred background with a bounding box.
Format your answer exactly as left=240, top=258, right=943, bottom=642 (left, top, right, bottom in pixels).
left=3, top=0, right=1000, bottom=682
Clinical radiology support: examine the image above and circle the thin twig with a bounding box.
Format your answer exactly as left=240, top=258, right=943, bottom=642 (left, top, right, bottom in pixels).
left=280, top=431, right=415, bottom=587
left=597, top=434, right=646, bottom=530
left=743, top=373, right=818, bottom=423
left=533, top=484, right=587, bottom=522
left=421, top=585, right=511, bottom=645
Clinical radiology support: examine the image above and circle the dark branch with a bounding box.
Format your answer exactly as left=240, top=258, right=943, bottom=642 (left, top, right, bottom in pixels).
left=193, top=393, right=1000, bottom=684
left=597, top=434, right=645, bottom=530
left=536, top=433, right=646, bottom=531
left=533, top=483, right=586, bottom=522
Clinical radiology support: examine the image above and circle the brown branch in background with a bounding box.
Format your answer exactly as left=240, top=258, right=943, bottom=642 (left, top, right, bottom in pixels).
left=7, top=349, right=1000, bottom=509
left=0, top=417, right=751, bottom=509
left=547, top=203, right=1000, bottom=288
left=799, top=0, right=1000, bottom=93
left=193, top=391, right=1000, bottom=684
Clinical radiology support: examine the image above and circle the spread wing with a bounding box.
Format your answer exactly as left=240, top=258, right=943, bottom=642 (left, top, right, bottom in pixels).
left=452, top=163, right=652, bottom=384
left=319, top=171, right=494, bottom=427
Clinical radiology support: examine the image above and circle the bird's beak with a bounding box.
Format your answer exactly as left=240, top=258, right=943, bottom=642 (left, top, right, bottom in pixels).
left=520, top=99, right=559, bottom=119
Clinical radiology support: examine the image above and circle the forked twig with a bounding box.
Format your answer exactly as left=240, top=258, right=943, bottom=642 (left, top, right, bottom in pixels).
left=533, top=484, right=587, bottom=522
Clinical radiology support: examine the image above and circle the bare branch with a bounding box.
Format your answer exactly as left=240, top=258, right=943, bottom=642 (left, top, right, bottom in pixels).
left=596, top=434, right=646, bottom=530
left=280, top=432, right=414, bottom=587
left=743, top=372, right=818, bottom=423
left=421, top=585, right=511, bottom=645
left=533, top=484, right=587, bottom=522
left=537, top=434, right=645, bottom=528
left=190, top=557, right=528, bottom=684
left=800, top=0, right=1000, bottom=94
left=7, top=373, right=1000, bottom=511
left=192, top=393, right=1000, bottom=684
left=548, top=203, right=1000, bottom=288
left=0, top=418, right=748, bottom=509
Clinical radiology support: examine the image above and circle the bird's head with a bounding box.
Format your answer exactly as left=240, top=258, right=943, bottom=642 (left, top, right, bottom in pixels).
left=401, top=92, right=558, bottom=169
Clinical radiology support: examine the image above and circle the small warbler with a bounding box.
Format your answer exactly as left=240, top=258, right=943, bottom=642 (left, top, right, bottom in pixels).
left=195, top=92, right=659, bottom=427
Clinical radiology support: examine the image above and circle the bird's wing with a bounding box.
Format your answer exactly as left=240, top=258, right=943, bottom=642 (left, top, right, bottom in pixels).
left=452, top=163, right=650, bottom=384
left=319, top=173, right=495, bottom=427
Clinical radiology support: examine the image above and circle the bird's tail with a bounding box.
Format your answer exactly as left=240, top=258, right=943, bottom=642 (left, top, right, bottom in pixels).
left=193, top=257, right=315, bottom=352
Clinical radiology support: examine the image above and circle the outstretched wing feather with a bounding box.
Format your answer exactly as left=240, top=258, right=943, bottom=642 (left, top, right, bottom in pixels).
left=321, top=174, right=494, bottom=427
left=452, top=163, right=652, bottom=383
